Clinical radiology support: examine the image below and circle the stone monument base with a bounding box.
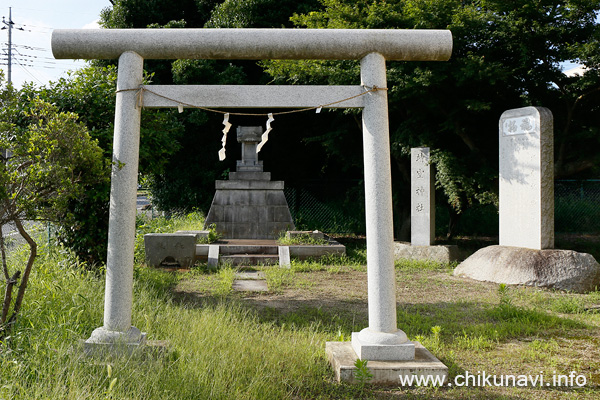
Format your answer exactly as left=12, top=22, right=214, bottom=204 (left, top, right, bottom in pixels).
left=326, top=341, right=448, bottom=385
left=394, top=242, right=461, bottom=264
left=83, top=326, right=147, bottom=356
left=351, top=331, right=415, bottom=361
left=454, top=245, right=600, bottom=293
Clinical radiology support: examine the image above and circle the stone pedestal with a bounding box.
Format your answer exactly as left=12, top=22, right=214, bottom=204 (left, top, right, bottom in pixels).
left=326, top=341, right=448, bottom=385
left=205, top=126, right=295, bottom=239
left=394, top=242, right=461, bottom=264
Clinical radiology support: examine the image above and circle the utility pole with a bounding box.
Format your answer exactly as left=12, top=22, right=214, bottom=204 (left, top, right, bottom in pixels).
left=2, top=7, right=15, bottom=84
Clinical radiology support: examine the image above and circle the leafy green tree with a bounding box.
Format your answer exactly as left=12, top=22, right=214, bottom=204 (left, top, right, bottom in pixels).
left=205, top=0, right=320, bottom=28
left=263, top=0, right=600, bottom=238
left=20, top=66, right=184, bottom=263
left=0, top=76, right=104, bottom=333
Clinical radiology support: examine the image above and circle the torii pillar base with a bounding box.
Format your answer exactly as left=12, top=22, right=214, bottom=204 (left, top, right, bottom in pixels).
left=326, top=341, right=448, bottom=385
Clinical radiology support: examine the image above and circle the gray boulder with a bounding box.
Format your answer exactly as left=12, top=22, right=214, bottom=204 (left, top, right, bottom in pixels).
left=454, top=245, right=600, bottom=293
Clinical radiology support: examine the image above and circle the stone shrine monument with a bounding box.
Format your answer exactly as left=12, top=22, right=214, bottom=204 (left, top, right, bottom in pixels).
left=393, top=147, right=459, bottom=264
left=204, top=126, right=295, bottom=239
left=411, top=147, right=435, bottom=246
left=499, top=107, right=554, bottom=249
left=455, top=106, right=600, bottom=293
left=52, top=27, right=453, bottom=383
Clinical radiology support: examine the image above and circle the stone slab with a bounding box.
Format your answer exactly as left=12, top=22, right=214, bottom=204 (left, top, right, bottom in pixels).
left=215, top=180, right=284, bottom=190
left=235, top=271, right=265, bottom=280
left=286, top=230, right=325, bottom=240
left=81, top=339, right=168, bottom=358
left=229, top=171, right=271, bottom=181
left=411, top=147, right=435, bottom=246
left=175, top=230, right=209, bottom=240
left=196, top=241, right=346, bottom=265
left=394, top=242, right=461, bottom=263
left=326, top=341, right=448, bottom=385
left=454, top=245, right=600, bottom=293
left=351, top=332, right=415, bottom=361
left=207, top=244, right=219, bottom=268
left=52, top=28, right=453, bottom=62
left=289, top=244, right=346, bottom=259
left=232, top=279, right=269, bottom=292
left=499, top=106, right=554, bottom=250
left=144, top=233, right=197, bottom=268
left=219, top=244, right=278, bottom=255
left=221, top=254, right=280, bottom=266
left=279, top=246, right=291, bottom=268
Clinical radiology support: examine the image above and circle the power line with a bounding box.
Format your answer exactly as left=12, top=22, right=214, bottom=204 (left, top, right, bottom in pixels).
left=1, top=7, right=25, bottom=84
left=1, top=7, right=88, bottom=85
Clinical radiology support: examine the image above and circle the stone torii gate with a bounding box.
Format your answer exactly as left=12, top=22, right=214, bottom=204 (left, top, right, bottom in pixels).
left=52, top=29, right=452, bottom=360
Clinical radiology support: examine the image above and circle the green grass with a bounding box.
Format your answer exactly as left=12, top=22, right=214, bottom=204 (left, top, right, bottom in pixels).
left=2, top=215, right=600, bottom=399
left=277, top=233, right=329, bottom=246
left=0, top=242, right=363, bottom=400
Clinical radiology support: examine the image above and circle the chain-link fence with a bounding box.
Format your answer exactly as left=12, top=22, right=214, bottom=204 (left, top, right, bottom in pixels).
left=285, top=179, right=600, bottom=236
left=1, top=221, right=48, bottom=252
left=555, top=179, right=600, bottom=234
left=284, top=181, right=365, bottom=234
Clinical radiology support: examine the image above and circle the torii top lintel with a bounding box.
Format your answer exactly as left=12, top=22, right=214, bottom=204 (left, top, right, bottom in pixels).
left=52, top=28, right=452, bottom=61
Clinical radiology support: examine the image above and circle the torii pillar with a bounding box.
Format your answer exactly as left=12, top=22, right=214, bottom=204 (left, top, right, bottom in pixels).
left=52, top=29, right=452, bottom=367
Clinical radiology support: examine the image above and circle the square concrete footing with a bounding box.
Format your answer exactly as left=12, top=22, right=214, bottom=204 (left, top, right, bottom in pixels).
left=351, top=332, right=415, bottom=360
left=394, top=242, right=461, bottom=263
left=81, top=339, right=168, bottom=358
left=326, top=341, right=447, bottom=385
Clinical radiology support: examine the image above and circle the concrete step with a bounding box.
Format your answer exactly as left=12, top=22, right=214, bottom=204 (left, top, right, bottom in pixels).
left=232, top=279, right=269, bottom=292
left=219, top=245, right=278, bottom=255
left=196, top=243, right=279, bottom=257
left=235, top=271, right=265, bottom=280
left=220, top=254, right=279, bottom=266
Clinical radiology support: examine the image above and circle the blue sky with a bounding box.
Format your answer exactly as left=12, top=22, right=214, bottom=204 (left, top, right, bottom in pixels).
left=1, top=0, right=108, bottom=88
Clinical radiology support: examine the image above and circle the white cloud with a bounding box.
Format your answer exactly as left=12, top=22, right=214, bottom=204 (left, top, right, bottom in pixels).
left=82, top=20, right=100, bottom=30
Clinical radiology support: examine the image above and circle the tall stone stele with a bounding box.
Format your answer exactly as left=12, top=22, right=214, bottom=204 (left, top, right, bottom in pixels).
left=204, top=126, right=295, bottom=239
left=411, top=147, right=435, bottom=246
left=499, top=106, right=554, bottom=250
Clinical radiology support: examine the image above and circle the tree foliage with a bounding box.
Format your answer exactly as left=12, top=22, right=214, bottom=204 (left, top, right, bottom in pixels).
left=0, top=75, right=104, bottom=333
left=29, top=0, right=599, bottom=243
left=263, top=0, right=600, bottom=237
left=18, top=66, right=184, bottom=264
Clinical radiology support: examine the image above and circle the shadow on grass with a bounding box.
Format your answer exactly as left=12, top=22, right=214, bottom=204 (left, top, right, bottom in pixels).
left=135, top=268, right=595, bottom=399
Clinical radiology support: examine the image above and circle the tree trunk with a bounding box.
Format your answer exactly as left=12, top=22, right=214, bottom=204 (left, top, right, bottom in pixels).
left=1, top=228, right=8, bottom=281
left=446, top=206, right=462, bottom=240
left=1, top=270, right=20, bottom=326
left=5, top=218, right=37, bottom=326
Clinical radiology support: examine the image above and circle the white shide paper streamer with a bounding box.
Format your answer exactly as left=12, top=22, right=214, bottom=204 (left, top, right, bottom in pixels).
left=218, top=113, right=232, bottom=161
left=256, top=113, right=274, bottom=153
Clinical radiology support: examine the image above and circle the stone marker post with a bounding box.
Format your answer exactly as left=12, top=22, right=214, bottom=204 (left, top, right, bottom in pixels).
left=499, top=106, right=554, bottom=250
left=411, top=147, right=435, bottom=246
left=351, top=52, right=414, bottom=361
left=85, top=51, right=146, bottom=348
